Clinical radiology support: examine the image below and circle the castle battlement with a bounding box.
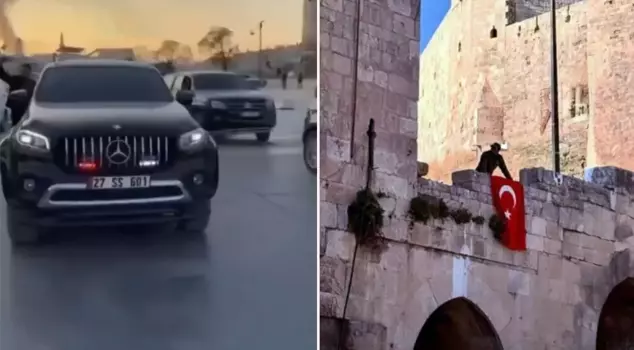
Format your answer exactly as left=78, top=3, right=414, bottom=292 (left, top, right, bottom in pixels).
left=322, top=166, right=634, bottom=349
left=322, top=0, right=634, bottom=346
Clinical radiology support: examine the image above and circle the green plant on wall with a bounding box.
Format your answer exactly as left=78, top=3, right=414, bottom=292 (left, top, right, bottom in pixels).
left=407, top=193, right=505, bottom=244
left=488, top=213, right=506, bottom=243
left=450, top=208, right=472, bottom=224
left=408, top=194, right=450, bottom=223
left=347, top=189, right=384, bottom=245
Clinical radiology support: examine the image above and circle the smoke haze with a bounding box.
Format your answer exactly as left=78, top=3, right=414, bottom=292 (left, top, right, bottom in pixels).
left=0, top=0, right=18, bottom=52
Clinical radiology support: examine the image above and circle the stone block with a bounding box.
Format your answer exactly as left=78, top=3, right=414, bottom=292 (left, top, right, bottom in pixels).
left=526, top=234, right=545, bottom=251
left=543, top=237, right=563, bottom=255
left=348, top=319, right=387, bottom=350
left=538, top=253, right=564, bottom=280
left=581, top=183, right=612, bottom=209
left=582, top=203, right=616, bottom=240
left=383, top=218, right=409, bottom=242
left=373, top=171, right=410, bottom=199
left=559, top=207, right=585, bottom=232
left=325, top=230, right=356, bottom=261
left=608, top=249, right=634, bottom=287
left=520, top=167, right=556, bottom=186
left=451, top=169, right=491, bottom=191
left=320, top=293, right=343, bottom=319
left=321, top=201, right=338, bottom=229
left=530, top=216, right=548, bottom=237
left=584, top=166, right=634, bottom=193
left=614, top=216, right=634, bottom=242
left=320, top=256, right=348, bottom=295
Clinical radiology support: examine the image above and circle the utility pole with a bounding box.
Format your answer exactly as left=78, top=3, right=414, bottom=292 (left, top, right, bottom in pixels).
left=550, top=0, right=561, bottom=173
left=258, top=20, right=264, bottom=79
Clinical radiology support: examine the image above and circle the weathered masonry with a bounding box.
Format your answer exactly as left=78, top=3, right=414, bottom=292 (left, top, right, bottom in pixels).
left=419, top=0, right=634, bottom=182
left=322, top=166, right=634, bottom=349
left=321, top=0, right=634, bottom=347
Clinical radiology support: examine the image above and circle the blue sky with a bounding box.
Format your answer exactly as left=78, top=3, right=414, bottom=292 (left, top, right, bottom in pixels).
left=420, top=0, right=450, bottom=52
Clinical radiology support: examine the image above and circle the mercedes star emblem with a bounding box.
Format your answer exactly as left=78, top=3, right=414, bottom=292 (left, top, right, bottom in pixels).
left=244, top=102, right=252, bottom=109
left=113, top=124, right=122, bottom=130
left=105, top=138, right=131, bottom=165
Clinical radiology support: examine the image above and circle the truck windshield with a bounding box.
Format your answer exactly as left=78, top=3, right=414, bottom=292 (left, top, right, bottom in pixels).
left=192, top=73, right=248, bottom=90
left=34, top=66, right=174, bottom=103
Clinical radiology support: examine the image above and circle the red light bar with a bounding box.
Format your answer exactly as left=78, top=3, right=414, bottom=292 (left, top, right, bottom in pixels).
left=78, top=162, right=97, bottom=171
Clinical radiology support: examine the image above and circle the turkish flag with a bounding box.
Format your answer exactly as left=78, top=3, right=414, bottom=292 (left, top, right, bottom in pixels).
left=490, top=176, right=526, bottom=251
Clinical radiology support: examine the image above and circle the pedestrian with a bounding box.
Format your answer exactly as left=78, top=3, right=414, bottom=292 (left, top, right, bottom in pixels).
left=0, top=56, right=35, bottom=124
left=297, top=71, right=303, bottom=89
left=281, top=71, right=287, bottom=90
left=475, top=143, right=513, bottom=180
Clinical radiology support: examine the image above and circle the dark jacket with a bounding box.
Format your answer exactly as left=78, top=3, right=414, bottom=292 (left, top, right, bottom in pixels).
left=0, top=64, right=35, bottom=123
left=476, top=150, right=512, bottom=179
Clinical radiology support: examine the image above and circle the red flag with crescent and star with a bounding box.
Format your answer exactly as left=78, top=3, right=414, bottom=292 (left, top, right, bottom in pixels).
left=490, top=176, right=526, bottom=251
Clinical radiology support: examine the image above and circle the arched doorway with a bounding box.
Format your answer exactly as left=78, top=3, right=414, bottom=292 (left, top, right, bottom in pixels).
left=413, top=297, right=504, bottom=350
left=597, top=277, right=634, bottom=350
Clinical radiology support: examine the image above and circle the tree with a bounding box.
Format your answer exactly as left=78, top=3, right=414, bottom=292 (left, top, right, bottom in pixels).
left=174, top=44, right=193, bottom=62
left=197, top=26, right=238, bottom=71
left=155, top=39, right=180, bottom=61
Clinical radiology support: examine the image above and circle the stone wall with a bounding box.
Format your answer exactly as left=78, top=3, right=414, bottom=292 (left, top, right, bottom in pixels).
left=321, top=166, right=634, bottom=349
left=585, top=0, right=634, bottom=171
left=418, top=0, right=594, bottom=182
left=320, top=0, right=420, bottom=345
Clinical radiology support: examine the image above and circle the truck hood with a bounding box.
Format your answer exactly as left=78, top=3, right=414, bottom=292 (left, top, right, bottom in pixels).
left=23, top=101, right=199, bottom=137
left=195, top=89, right=272, bottom=100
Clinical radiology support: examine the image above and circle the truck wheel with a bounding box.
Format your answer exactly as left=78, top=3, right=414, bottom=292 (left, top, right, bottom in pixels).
left=179, top=199, right=211, bottom=233
left=6, top=204, right=41, bottom=246
left=303, top=129, right=317, bottom=174
left=256, top=132, right=270, bottom=142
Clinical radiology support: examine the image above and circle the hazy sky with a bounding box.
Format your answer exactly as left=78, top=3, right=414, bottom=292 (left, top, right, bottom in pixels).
left=8, top=0, right=304, bottom=53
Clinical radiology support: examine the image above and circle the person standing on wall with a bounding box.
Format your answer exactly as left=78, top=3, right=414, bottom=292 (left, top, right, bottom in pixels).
left=475, top=143, right=513, bottom=180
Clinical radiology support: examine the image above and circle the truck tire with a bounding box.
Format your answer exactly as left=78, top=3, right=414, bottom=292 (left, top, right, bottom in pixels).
left=179, top=199, right=211, bottom=233
left=303, top=129, right=317, bottom=174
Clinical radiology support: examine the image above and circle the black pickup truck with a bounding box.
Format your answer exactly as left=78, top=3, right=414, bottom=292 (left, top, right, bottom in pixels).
left=163, top=70, right=276, bottom=142
left=0, top=59, right=219, bottom=245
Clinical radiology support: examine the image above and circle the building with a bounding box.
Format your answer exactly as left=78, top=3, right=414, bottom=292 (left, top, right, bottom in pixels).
left=418, top=0, right=629, bottom=183
left=56, top=33, right=84, bottom=54
left=301, top=0, right=317, bottom=77
left=320, top=0, right=634, bottom=349
left=301, top=0, right=317, bottom=52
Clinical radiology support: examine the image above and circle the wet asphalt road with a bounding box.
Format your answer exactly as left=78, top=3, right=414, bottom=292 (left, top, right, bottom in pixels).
left=0, top=82, right=318, bottom=350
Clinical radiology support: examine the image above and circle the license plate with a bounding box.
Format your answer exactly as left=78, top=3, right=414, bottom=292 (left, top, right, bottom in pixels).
left=90, top=176, right=151, bottom=189
left=241, top=111, right=260, bottom=117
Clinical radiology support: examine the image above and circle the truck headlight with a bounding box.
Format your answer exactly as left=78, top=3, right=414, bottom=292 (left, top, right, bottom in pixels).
left=210, top=100, right=227, bottom=109
left=179, top=128, right=208, bottom=152
left=192, top=96, right=208, bottom=107
left=15, top=129, right=50, bottom=151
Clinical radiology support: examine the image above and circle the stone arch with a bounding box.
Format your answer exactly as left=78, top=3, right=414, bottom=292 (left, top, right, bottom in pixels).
left=413, top=297, right=504, bottom=350
left=596, top=277, right=634, bottom=350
